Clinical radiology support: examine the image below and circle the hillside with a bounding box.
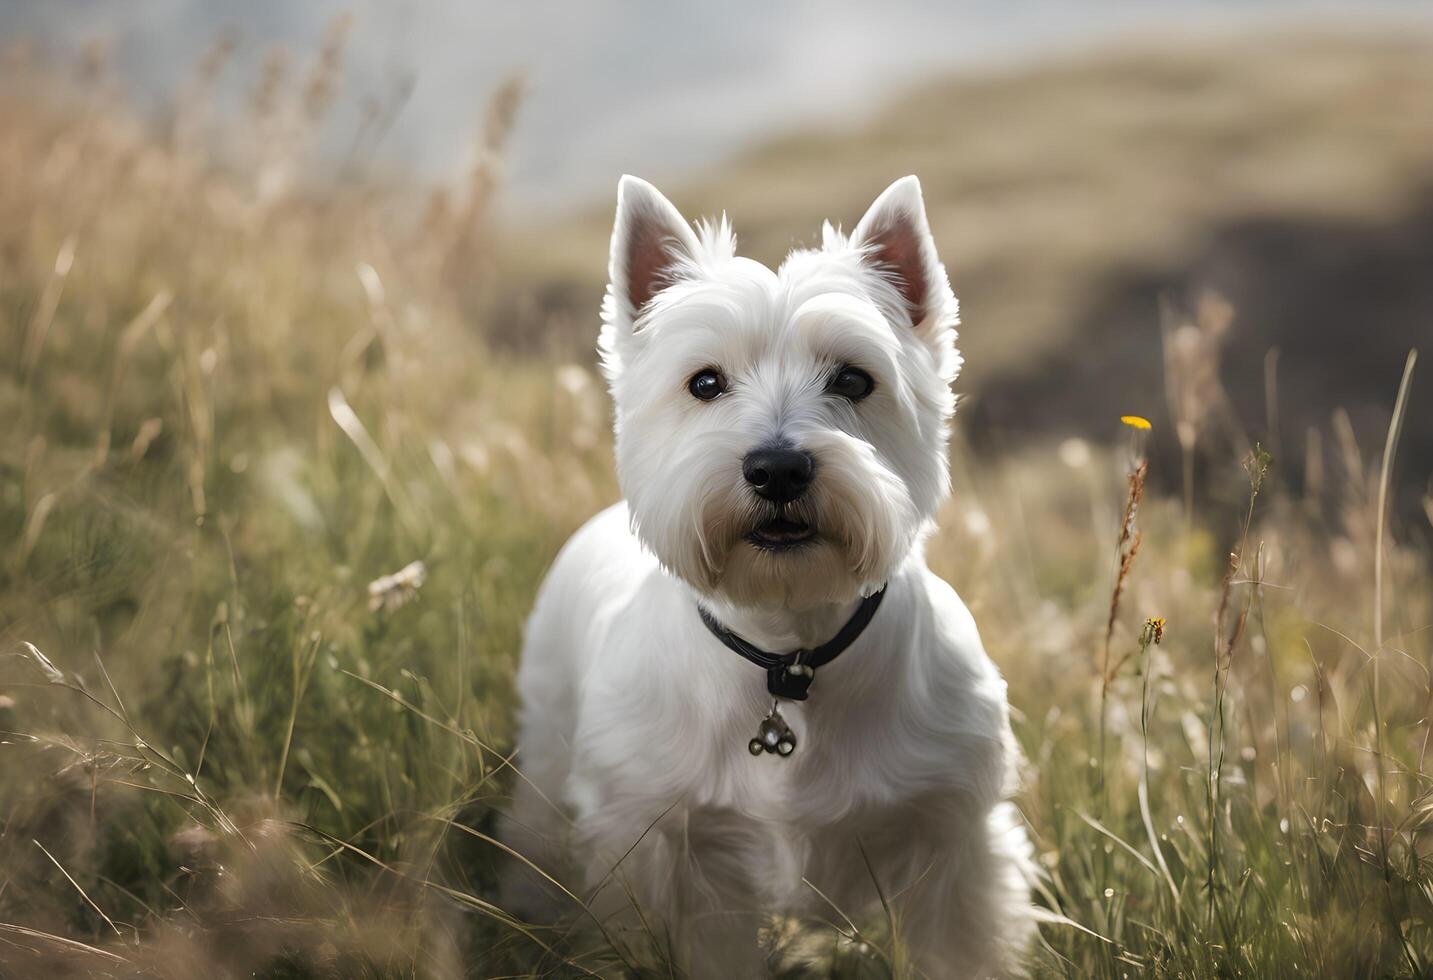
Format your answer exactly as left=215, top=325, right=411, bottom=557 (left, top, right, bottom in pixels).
left=503, top=31, right=1433, bottom=510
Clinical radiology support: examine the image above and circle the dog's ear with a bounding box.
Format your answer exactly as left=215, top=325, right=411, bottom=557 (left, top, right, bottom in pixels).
left=608, top=175, right=700, bottom=330
left=850, top=176, right=955, bottom=337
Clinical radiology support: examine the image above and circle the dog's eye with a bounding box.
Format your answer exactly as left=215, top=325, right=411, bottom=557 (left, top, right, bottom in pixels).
left=688, top=368, right=728, bottom=401
left=828, top=365, right=874, bottom=401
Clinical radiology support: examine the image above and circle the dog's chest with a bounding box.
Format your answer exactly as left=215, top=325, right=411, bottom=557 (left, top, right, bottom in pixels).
left=680, top=742, right=949, bottom=913
left=686, top=696, right=919, bottom=830
left=581, top=630, right=937, bottom=823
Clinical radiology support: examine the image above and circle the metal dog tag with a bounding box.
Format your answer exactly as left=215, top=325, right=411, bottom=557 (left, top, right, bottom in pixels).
left=748, top=700, right=797, bottom=757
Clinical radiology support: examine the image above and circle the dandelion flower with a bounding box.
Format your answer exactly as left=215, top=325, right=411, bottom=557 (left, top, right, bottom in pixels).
left=1120, top=415, right=1152, bottom=431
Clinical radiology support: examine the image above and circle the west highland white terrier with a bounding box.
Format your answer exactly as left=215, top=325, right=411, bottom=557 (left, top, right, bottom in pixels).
left=502, top=175, right=1035, bottom=977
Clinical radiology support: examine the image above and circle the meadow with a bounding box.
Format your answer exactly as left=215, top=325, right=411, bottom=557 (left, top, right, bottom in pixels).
left=2, top=30, right=1432, bottom=979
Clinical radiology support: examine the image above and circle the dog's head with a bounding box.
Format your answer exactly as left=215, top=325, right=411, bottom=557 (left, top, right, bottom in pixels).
left=599, top=176, right=960, bottom=609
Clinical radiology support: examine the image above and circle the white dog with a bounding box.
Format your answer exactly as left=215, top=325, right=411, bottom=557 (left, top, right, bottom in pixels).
left=503, top=176, right=1035, bottom=977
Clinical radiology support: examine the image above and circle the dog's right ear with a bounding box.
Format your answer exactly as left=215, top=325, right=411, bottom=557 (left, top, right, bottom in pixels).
left=607, top=175, right=700, bottom=331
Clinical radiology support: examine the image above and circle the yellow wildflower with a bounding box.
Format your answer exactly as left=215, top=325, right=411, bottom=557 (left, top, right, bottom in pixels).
left=1143, top=616, right=1166, bottom=645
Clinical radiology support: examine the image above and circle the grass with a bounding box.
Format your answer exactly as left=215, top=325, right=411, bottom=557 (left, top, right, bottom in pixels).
left=2, top=29, right=1432, bottom=979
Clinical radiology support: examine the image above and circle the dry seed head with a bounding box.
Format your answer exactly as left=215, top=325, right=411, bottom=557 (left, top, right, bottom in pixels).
left=250, top=46, right=291, bottom=123
left=303, top=13, right=354, bottom=122
left=1161, top=290, right=1241, bottom=459
left=75, top=38, right=110, bottom=85
left=1101, top=456, right=1148, bottom=681
left=1244, top=442, right=1272, bottom=496
left=195, top=30, right=238, bottom=88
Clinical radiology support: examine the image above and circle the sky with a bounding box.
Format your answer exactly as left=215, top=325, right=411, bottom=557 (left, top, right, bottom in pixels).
left=5, top=0, right=1432, bottom=215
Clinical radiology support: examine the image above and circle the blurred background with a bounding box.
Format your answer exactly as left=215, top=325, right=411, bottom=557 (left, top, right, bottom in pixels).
left=7, top=0, right=1433, bottom=509
left=3, top=2, right=1433, bottom=976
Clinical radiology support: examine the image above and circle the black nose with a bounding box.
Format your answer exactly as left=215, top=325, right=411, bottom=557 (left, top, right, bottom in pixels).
left=743, top=446, right=815, bottom=504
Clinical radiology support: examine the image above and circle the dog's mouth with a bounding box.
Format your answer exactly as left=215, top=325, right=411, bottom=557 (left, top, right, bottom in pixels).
left=748, top=514, right=817, bottom=551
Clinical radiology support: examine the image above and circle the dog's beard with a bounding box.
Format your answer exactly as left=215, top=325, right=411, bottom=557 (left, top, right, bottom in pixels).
left=626, top=428, right=924, bottom=610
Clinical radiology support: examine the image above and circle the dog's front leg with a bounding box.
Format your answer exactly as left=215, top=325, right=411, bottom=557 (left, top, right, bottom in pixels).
left=886, top=803, right=1035, bottom=979
left=894, top=846, right=1009, bottom=978
left=809, top=794, right=1033, bottom=978
left=581, top=803, right=776, bottom=978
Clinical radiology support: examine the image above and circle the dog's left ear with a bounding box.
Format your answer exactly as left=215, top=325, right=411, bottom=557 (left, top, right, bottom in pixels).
left=850, top=176, right=956, bottom=338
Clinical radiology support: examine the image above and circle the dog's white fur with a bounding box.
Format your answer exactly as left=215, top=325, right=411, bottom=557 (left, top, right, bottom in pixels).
left=503, top=176, right=1035, bottom=976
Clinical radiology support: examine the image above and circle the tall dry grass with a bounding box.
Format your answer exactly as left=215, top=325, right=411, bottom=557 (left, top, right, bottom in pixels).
left=1, top=29, right=1431, bottom=979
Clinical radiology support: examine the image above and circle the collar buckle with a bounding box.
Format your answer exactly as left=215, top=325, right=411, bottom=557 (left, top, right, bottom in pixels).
left=767, top=656, right=815, bottom=700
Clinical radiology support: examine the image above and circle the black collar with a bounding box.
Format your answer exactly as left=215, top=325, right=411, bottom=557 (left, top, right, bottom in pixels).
left=697, top=587, right=887, bottom=701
